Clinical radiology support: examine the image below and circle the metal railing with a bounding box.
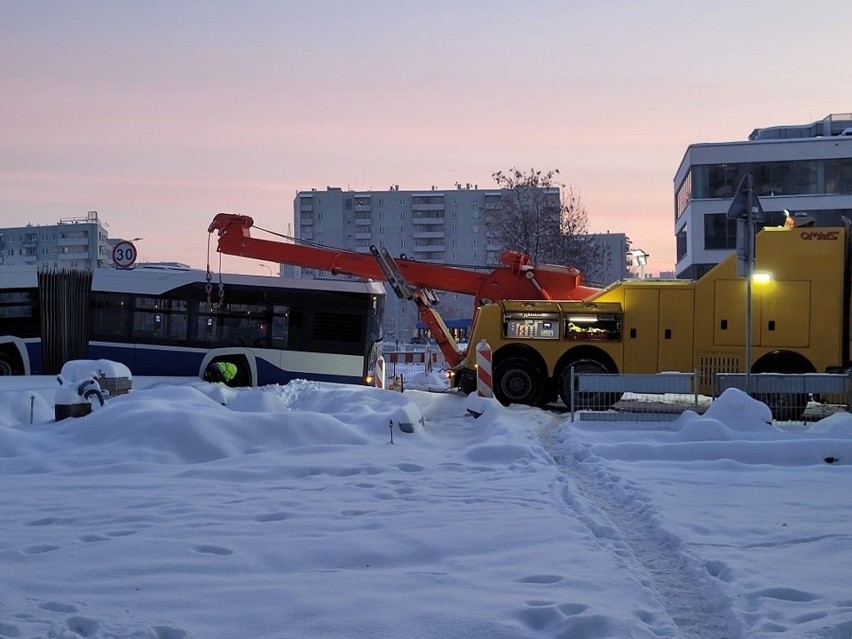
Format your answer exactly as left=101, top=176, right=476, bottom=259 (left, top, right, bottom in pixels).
left=570, top=372, right=701, bottom=422
left=570, top=371, right=852, bottom=423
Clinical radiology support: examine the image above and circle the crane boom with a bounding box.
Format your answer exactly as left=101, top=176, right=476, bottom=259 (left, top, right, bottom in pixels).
left=208, top=213, right=599, bottom=305
left=208, top=213, right=601, bottom=367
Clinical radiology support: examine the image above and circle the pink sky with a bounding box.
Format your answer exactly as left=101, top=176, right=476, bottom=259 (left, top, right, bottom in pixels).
left=2, top=1, right=851, bottom=277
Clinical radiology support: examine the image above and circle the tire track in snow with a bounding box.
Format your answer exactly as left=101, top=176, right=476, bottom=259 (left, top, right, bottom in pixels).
left=542, top=427, right=741, bottom=639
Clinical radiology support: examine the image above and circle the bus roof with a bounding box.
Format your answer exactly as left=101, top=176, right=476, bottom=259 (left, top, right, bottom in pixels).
left=0, top=266, right=386, bottom=297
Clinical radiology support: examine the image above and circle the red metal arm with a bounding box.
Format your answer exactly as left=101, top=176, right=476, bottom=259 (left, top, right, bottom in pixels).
left=208, top=213, right=597, bottom=304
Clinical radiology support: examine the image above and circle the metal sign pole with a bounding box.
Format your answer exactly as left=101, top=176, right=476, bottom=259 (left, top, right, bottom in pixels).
left=726, top=174, right=765, bottom=397
left=745, top=215, right=753, bottom=396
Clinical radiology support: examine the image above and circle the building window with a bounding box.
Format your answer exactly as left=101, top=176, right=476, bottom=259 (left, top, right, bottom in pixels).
left=703, top=214, right=736, bottom=250
left=826, top=158, right=852, bottom=194
left=676, top=171, right=692, bottom=219
left=704, top=212, right=785, bottom=251
left=676, top=227, right=687, bottom=263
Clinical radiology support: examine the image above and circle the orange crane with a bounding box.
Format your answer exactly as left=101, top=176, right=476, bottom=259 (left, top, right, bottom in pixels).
left=208, top=213, right=600, bottom=367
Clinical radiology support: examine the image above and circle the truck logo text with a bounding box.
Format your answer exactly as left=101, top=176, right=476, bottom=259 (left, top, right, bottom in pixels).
left=800, top=230, right=839, bottom=240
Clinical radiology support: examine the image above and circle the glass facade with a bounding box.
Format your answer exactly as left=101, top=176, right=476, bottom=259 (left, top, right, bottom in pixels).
left=676, top=158, right=852, bottom=219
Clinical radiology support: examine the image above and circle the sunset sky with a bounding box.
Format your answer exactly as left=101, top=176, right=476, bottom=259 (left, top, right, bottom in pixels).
left=2, top=1, right=851, bottom=276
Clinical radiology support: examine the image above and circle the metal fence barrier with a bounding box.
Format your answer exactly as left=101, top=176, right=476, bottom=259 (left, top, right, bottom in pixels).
left=570, top=371, right=852, bottom=423
left=714, top=373, right=852, bottom=422
left=714, top=372, right=852, bottom=398
left=570, top=372, right=701, bottom=422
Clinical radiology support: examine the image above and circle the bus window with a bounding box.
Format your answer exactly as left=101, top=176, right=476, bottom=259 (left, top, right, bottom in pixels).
left=92, top=292, right=131, bottom=338
left=0, top=290, right=38, bottom=338
left=271, top=305, right=289, bottom=347
left=197, top=313, right=220, bottom=342
left=133, top=297, right=188, bottom=341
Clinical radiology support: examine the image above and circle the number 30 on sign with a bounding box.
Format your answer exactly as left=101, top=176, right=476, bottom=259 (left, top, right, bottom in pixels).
left=112, top=241, right=138, bottom=269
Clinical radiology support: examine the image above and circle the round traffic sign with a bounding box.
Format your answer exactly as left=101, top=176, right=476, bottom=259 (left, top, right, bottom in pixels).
left=112, top=241, right=138, bottom=269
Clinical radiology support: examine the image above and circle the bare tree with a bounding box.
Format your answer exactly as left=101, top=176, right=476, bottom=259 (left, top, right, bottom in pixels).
left=487, top=167, right=609, bottom=276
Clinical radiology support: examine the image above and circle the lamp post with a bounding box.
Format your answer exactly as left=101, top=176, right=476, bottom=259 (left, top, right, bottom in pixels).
left=258, top=263, right=273, bottom=276
left=628, top=249, right=649, bottom=279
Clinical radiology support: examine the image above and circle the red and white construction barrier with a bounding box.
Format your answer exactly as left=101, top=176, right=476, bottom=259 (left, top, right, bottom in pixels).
left=374, top=355, right=386, bottom=389
left=386, top=351, right=442, bottom=364
left=475, top=339, right=493, bottom=398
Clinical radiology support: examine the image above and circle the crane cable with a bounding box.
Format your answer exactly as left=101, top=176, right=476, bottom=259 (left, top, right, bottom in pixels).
left=205, top=234, right=225, bottom=308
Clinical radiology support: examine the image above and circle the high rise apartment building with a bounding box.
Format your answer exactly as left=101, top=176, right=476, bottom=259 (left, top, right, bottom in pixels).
left=293, top=185, right=502, bottom=339
left=293, top=185, right=628, bottom=339
left=674, top=113, right=852, bottom=278
left=0, top=211, right=114, bottom=270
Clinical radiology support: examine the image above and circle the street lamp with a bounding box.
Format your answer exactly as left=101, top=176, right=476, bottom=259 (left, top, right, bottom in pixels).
left=628, top=249, right=650, bottom=279
left=258, top=263, right=273, bottom=276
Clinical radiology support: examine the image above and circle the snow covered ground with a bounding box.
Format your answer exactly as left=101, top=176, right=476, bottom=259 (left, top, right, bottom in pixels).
left=2, top=372, right=852, bottom=638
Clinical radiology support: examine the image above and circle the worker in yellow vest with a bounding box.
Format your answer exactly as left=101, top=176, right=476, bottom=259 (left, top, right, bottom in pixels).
left=204, top=361, right=238, bottom=385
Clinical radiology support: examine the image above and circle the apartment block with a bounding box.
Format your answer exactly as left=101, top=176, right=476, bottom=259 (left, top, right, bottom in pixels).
left=0, top=211, right=113, bottom=270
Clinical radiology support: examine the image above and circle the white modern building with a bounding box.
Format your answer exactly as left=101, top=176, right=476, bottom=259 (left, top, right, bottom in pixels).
left=293, top=185, right=629, bottom=339
left=0, top=211, right=114, bottom=270
left=674, top=113, right=852, bottom=278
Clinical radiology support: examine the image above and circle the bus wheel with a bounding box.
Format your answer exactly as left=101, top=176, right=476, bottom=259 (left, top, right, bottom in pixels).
left=0, top=353, right=15, bottom=376
left=558, top=358, right=622, bottom=410
left=493, top=357, right=543, bottom=406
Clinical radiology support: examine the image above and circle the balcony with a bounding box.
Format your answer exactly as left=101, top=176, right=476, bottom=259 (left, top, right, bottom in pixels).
left=411, top=244, right=446, bottom=254
left=412, top=217, right=445, bottom=226
left=412, top=231, right=445, bottom=239
left=58, top=237, right=89, bottom=246
left=412, top=203, right=445, bottom=212
left=58, top=252, right=91, bottom=260
left=354, top=232, right=372, bottom=240
left=354, top=217, right=372, bottom=226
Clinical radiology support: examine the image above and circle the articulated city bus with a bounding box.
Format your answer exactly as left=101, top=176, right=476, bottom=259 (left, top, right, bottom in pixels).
left=0, top=266, right=385, bottom=386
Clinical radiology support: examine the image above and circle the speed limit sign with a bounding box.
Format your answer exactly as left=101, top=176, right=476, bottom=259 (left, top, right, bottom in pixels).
left=112, top=241, right=138, bottom=269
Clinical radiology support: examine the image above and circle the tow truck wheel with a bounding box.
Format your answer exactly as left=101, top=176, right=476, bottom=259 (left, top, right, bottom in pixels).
left=493, top=357, right=543, bottom=407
